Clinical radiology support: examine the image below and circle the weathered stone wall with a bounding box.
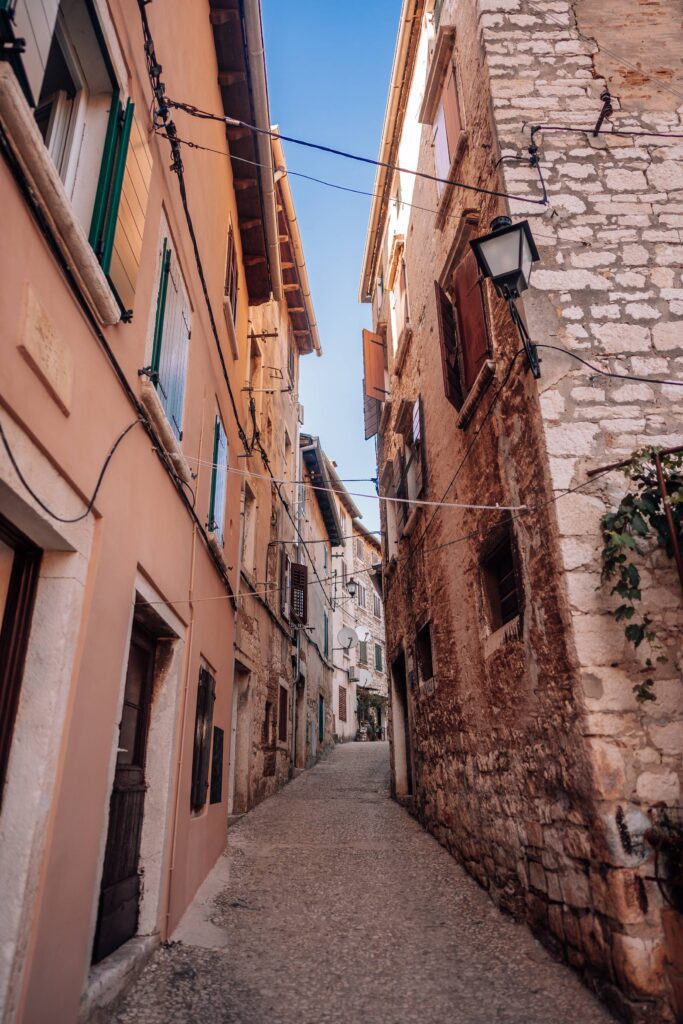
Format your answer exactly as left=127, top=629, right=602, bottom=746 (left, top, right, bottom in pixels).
left=371, top=1, right=683, bottom=1020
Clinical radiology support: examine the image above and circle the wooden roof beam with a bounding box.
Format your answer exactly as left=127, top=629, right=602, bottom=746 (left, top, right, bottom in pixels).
left=283, top=283, right=300, bottom=292
left=210, top=8, right=239, bottom=25
left=218, top=70, right=247, bottom=86
left=239, top=217, right=263, bottom=230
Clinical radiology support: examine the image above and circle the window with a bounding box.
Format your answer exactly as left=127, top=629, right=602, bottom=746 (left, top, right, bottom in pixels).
left=359, top=640, right=368, bottom=666
left=323, top=612, right=329, bottom=658
left=208, top=413, right=228, bottom=545
left=13, top=0, right=151, bottom=312
left=435, top=249, right=490, bottom=409
left=150, top=232, right=192, bottom=439
left=416, top=622, right=434, bottom=683
left=432, top=63, right=462, bottom=197
left=357, top=582, right=366, bottom=609
left=323, top=546, right=328, bottom=572
left=0, top=515, right=41, bottom=810
left=355, top=537, right=364, bottom=561
left=393, top=397, right=426, bottom=534
left=482, top=535, right=521, bottom=630
left=191, top=666, right=216, bottom=812
left=287, top=332, right=295, bottom=383
left=280, top=551, right=291, bottom=620
left=339, top=685, right=347, bottom=723
left=390, top=249, right=410, bottom=355
left=373, top=593, right=382, bottom=619
left=262, top=700, right=273, bottom=747
left=278, top=685, right=288, bottom=743
left=374, top=643, right=383, bottom=672
left=224, top=223, right=238, bottom=322
left=241, top=483, right=256, bottom=574
left=210, top=727, right=224, bottom=805
left=290, top=563, right=308, bottom=625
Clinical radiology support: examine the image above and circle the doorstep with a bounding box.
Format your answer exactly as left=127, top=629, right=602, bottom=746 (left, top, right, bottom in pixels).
left=78, top=935, right=158, bottom=1023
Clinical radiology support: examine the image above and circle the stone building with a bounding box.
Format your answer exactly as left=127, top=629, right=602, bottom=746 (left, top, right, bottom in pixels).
left=229, top=134, right=321, bottom=816
left=360, top=1, right=683, bottom=1020
left=0, top=0, right=320, bottom=1020
left=348, top=522, right=388, bottom=740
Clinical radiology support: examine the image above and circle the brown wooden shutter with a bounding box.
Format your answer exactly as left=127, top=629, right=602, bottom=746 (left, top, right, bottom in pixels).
left=278, top=685, right=288, bottom=742
left=435, top=281, right=464, bottom=410
left=442, top=64, right=462, bottom=158
left=290, top=562, right=308, bottom=624
left=280, top=551, right=290, bottom=619
left=453, top=250, right=489, bottom=392
left=393, top=451, right=407, bottom=534
left=191, top=667, right=215, bottom=812
left=363, top=389, right=381, bottom=440
left=362, top=329, right=387, bottom=401
left=109, top=113, right=153, bottom=314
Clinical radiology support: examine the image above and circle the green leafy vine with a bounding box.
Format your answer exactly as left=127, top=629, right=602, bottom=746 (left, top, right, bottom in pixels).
left=600, top=448, right=683, bottom=703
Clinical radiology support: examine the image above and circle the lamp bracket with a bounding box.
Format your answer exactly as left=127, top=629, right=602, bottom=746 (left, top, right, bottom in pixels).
left=506, top=295, right=541, bottom=379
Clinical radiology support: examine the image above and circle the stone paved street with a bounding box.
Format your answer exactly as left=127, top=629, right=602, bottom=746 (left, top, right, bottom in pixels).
left=112, top=743, right=612, bottom=1024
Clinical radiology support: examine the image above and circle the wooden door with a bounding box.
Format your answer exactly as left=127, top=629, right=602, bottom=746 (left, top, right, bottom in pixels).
left=92, top=624, right=154, bottom=964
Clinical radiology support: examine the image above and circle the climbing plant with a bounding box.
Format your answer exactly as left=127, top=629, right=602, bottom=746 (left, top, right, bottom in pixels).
left=600, top=448, right=683, bottom=703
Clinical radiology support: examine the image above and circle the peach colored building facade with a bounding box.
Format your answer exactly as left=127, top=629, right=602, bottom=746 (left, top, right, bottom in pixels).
left=0, top=0, right=298, bottom=1020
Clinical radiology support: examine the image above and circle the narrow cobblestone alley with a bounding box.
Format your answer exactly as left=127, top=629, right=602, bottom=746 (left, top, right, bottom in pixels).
left=112, top=743, right=612, bottom=1024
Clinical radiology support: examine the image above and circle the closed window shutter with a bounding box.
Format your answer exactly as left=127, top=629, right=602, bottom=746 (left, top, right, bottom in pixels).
left=359, top=640, right=367, bottom=665
left=442, top=64, right=462, bottom=156
left=323, top=612, right=329, bottom=657
left=280, top=552, right=290, bottom=619
left=339, top=686, right=347, bottom=723
left=363, top=388, right=381, bottom=440
left=191, top=668, right=215, bottom=812
left=13, top=0, right=60, bottom=106
left=154, top=250, right=191, bottom=440
left=375, top=644, right=383, bottom=671
left=435, top=281, right=464, bottom=410
left=362, top=329, right=386, bottom=402
left=453, top=250, right=489, bottom=392
left=393, top=450, right=407, bottom=534
left=278, top=686, right=288, bottom=743
left=290, top=562, right=308, bottom=624
left=209, top=416, right=228, bottom=545
left=225, top=225, right=238, bottom=321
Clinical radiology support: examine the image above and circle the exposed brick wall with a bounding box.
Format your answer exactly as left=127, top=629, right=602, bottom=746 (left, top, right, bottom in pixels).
left=372, top=1, right=683, bottom=1020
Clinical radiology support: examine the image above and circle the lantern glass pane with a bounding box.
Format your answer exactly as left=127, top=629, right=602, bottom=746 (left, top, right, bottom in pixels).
left=521, top=230, right=533, bottom=287
left=479, top=229, right=521, bottom=280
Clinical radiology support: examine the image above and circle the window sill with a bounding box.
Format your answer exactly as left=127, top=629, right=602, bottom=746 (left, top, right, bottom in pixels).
left=457, top=359, right=495, bottom=430
left=207, top=531, right=230, bottom=573
left=223, top=298, right=239, bottom=360
left=0, top=64, right=120, bottom=326
left=401, top=503, right=420, bottom=540
left=140, top=380, right=193, bottom=488
left=483, top=615, right=522, bottom=659
left=435, top=131, right=470, bottom=230
left=379, top=398, right=392, bottom=436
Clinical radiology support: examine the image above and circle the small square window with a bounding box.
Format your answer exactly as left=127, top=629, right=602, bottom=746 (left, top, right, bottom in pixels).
left=481, top=535, right=521, bottom=631
left=416, top=622, right=433, bottom=683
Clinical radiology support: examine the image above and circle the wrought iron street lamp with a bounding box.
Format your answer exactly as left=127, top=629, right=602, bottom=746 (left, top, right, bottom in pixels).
left=346, top=577, right=358, bottom=599
left=470, top=216, right=542, bottom=378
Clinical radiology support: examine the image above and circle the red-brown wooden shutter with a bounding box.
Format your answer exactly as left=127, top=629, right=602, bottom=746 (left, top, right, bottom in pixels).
left=442, top=64, right=462, bottom=158
left=393, top=451, right=407, bottom=534
left=453, top=250, right=489, bottom=393
left=290, top=562, right=308, bottom=624
left=278, top=685, right=288, bottom=743
left=435, top=281, right=464, bottom=410
left=362, top=329, right=387, bottom=401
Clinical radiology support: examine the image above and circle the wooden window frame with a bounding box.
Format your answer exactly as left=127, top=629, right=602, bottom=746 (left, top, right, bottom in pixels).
left=278, top=685, right=288, bottom=744
left=374, top=643, right=383, bottom=672
left=224, top=222, right=238, bottom=324
left=338, top=685, right=347, bottom=723
left=481, top=534, right=522, bottom=632
left=0, top=516, right=41, bottom=810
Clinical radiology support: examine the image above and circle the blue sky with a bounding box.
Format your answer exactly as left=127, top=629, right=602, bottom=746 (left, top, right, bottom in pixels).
left=262, top=0, right=398, bottom=534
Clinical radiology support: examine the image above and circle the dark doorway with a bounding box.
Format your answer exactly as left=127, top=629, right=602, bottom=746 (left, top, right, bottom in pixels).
left=391, top=651, right=413, bottom=796
left=92, top=619, right=155, bottom=963
left=0, top=514, right=41, bottom=811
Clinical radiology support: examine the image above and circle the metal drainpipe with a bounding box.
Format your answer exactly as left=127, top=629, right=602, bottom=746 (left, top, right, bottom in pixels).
left=243, top=0, right=282, bottom=300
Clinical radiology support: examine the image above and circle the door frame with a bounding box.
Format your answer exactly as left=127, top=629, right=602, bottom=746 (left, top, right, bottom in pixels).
left=86, top=573, right=186, bottom=973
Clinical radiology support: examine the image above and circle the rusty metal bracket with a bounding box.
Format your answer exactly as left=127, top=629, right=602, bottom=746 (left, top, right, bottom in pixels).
left=593, top=88, right=613, bottom=136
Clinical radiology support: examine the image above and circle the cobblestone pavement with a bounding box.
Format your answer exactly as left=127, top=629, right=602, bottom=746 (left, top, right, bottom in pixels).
left=112, top=742, right=612, bottom=1024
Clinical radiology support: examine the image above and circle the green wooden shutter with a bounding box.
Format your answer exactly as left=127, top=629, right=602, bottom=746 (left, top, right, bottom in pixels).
left=151, top=241, right=171, bottom=375
left=209, top=415, right=228, bottom=545
left=89, top=96, right=134, bottom=277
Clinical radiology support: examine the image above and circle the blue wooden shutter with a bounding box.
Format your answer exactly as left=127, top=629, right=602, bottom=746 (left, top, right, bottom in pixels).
left=209, top=415, right=228, bottom=545
left=155, top=250, right=191, bottom=440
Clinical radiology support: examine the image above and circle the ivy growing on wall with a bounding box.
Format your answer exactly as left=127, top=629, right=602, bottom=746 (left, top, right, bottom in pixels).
left=600, top=449, right=683, bottom=703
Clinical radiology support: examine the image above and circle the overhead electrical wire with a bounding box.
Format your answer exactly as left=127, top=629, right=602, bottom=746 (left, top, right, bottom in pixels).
left=137, top=0, right=335, bottom=613
left=0, top=419, right=140, bottom=524
left=533, top=123, right=683, bottom=141
left=165, top=99, right=549, bottom=207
